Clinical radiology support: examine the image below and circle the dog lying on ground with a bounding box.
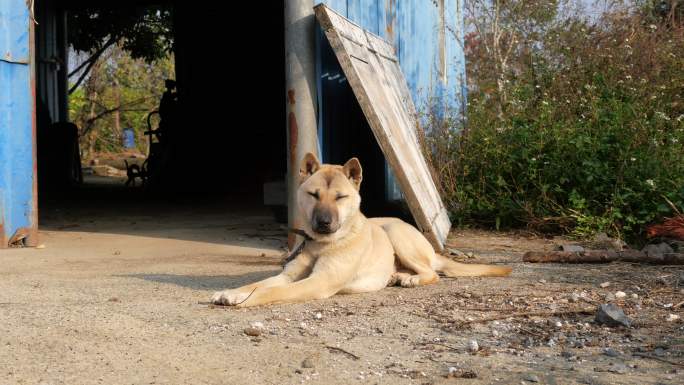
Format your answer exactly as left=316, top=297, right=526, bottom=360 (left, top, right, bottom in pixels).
left=211, top=153, right=511, bottom=307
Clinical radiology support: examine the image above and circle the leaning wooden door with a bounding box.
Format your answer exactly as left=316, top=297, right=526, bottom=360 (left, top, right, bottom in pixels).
left=315, top=4, right=451, bottom=251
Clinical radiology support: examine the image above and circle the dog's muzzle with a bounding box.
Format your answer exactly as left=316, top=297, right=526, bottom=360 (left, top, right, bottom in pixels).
left=312, top=210, right=338, bottom=234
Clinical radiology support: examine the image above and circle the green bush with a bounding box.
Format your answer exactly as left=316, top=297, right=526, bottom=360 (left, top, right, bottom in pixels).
left=428, top=5, right=684, bottom=241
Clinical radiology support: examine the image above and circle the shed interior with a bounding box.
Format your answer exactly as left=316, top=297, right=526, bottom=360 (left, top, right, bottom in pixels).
left=33, top=0, right=398, bottom=241
left=35, top=0, right=290, bottom=239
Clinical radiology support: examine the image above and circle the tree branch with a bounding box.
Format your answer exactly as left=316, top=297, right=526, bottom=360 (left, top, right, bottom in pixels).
left=68, top=37, right=119, bottom=95
left=80, top=97, right=152, bottom=136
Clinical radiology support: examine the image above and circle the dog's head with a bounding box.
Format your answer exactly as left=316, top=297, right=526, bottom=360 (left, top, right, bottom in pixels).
left=297, top=152, right=363, bottom=242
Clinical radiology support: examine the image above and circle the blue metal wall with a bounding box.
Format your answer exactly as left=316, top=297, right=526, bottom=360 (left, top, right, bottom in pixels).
left=315, top=0, right=466, bottom=200
left=316, top=0, right=466, bottom=119
left=0, top=0, right=37, bottom=246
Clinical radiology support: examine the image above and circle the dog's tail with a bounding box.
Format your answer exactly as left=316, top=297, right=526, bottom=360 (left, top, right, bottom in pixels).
left=435, top=254, right=512, bottom=277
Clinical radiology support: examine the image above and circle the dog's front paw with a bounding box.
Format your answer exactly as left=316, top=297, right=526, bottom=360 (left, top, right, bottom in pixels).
left=211, top=290, right=250, bottom=306
left=399, top=274, right=420, bottom=288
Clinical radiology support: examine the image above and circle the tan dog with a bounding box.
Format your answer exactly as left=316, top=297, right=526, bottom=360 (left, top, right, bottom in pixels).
left=211, top=153, right=511, bottom=307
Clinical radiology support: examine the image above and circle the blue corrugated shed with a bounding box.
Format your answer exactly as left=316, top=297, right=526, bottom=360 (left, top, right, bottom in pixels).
left=0, top=0, right=465, bottom=246
left=0, top=0, right=37, bottom=246
left=315, top=0, right=466, bottom=200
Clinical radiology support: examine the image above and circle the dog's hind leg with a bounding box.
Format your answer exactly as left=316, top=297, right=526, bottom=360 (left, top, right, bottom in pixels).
left=375, top=218, right=512, bottom=280
left=380, top=221, right=439, bottom=288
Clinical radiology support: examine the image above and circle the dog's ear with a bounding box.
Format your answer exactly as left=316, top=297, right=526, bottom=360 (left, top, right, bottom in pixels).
left=343, top=157, right=363, bottom=190
left=299, top=152, right=320, bottom=182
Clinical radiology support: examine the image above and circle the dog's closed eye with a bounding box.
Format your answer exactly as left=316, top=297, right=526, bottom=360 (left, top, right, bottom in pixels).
left=308, top=191, right=320, bottom=199
left=335, top=194, right=349, bottom=201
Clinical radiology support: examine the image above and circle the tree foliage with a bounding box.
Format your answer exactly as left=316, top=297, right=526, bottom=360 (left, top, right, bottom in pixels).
left=69, top=44, right=175, bottom=157
left=67, top=6, right=173, bottom=94
left=68, top=6, right=173, bottom=62
left=427, top=0, right=684, bottom=241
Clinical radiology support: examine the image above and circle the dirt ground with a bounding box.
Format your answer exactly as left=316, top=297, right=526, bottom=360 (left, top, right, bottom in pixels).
left=1, top=186, right=683, bottom=385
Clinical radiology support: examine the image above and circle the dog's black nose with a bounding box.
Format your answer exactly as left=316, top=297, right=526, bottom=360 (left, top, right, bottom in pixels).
left=313, top=211, right=335, bottom=234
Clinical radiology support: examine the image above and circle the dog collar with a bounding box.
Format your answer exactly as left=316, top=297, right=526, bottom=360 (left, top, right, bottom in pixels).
left=288, top=228, right=314, bottom=241
left=282, top=228, right=311, bottom=266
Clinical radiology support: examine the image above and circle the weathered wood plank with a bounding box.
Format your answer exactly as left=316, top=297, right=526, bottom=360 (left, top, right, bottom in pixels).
left=315, top=4, right=451, bottom=250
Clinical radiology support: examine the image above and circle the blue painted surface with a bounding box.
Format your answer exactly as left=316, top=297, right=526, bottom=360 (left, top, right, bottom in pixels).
left=0, top=0, right=35, bottom=244
left=315, top=0, right=466, bottom=201
left=0, top=0, right=30, bottom=64
left=317, top=0, right=466, bottom=116
left=123, top=128, right=135, bottom=149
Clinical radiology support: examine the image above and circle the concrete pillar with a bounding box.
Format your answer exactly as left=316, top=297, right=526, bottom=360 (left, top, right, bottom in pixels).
left=284, top=0, right=319, bottom=249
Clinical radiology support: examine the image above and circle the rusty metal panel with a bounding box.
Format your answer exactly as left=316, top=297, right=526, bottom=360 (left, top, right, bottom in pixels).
left=315, top=4, right=451, bottom=250
left=0, top=0, right=38, bottom=247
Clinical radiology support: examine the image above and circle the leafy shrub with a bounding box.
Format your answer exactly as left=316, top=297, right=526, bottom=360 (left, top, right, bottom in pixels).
left=427, top=2, right=684, bottom=241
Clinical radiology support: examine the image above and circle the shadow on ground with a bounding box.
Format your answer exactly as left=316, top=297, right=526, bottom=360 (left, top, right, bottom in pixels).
left=121, top=270, right=280, bottom=291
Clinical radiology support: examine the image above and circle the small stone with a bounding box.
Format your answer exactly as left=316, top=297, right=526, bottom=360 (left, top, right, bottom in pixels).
left=642, top=242, right=674, bottom=257
left=666, top=314, right=680, bottom=322
left=560, top=244, right=585, bottom=252
left=302, top=357, right=315, bottom=368
left=467, top=339, right=479, bottom=352
left=630, top=293, right=639, bottom=299
left=523, top=337, right=535, bottom=348
left=600, top=282, right=611, bottom=288
left=492, top=329, right=500, bottom=337
left=243, top=321, right=265, bottom=336
left=523, top=373, right=540, bottom=382
left=607, top=363, right=628, bottom=374
left=605, top=293, right=616, bottom=302
left=539, top=279, right=547, bottom=284
left=555, top=321, right=563, bottom=328
left=560, top=351, right=574, bottom=359
left=314, top=312, right=323, bottom=320
left=614, top=291, right=626, bottom=299
left=244, top=327, right=262, bottom=337
left=602, top=348, right=620, bottom=357
left=595, top=304, right=631, bottom=327
left=570, top=293, right=581, bottom=303
left=654, top=347, right=666, bottom=357
left=447, top=367, right=477, bottom=379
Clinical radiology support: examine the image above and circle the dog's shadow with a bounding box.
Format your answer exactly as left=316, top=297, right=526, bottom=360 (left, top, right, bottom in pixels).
left=121, top=270, right=280, bottom=291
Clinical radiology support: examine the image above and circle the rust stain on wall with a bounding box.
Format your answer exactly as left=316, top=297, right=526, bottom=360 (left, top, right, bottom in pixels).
left=287, top=232, right=296, bottom=250
left=287, top=89, right=298, bottom=166
left=288, top=112, right=299, bottom=165
left=0, top=221, right=6, bottom=247
left=8, top=227, right=30, bottom=247
left=437, top=0, right=446, bottom=82
left=385, top=0, right=396, bottom=41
